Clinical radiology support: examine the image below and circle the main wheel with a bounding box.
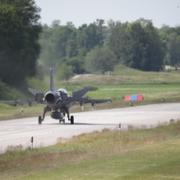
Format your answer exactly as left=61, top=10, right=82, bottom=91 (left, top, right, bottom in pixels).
left=59, top=119, right=65, bottom=124
left=70, top=116, right=74, bottom=124
left=38, top=116, right=42, bottom=125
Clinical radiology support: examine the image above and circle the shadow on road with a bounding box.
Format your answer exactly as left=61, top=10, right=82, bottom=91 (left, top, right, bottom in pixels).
left=35, top=122, right=119, bottom=126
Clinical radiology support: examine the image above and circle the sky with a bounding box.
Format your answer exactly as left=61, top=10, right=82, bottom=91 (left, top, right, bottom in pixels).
left=35, top=0, right=180, bottom=28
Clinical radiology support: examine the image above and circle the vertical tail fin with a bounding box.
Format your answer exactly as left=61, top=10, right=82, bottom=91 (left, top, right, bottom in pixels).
left=49, top=67, right=55, bottom=91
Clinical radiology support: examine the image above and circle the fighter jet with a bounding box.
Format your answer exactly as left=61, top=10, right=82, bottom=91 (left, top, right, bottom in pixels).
left=29, top=68, right=111, bottom=125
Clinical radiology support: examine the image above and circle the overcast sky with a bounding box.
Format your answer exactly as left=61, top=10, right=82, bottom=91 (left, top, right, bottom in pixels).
left=35, top=0, right=180, bottom=27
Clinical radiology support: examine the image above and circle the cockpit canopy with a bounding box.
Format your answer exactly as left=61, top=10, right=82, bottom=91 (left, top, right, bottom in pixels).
left=57, top=88, right=68, bottom=100
left=57, top=88, right=68, bottom=95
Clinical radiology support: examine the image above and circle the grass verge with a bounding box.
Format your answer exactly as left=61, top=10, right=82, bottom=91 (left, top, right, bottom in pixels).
left=0, top=121, right=180, bottom=179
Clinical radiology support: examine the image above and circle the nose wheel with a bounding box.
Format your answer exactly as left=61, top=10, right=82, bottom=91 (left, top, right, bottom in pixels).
left=59, top=119, right=65, bottom=124
left=38, top=116, right=43, bottom=125
left=70, top=116, right=74, bottom=124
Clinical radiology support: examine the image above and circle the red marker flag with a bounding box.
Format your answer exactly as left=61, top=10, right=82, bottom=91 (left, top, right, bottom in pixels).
left=123, top=95, right=131, bottom=101
left=137, top=94, right=144, bottom=101
left=123, top=94, right=144, bottom=102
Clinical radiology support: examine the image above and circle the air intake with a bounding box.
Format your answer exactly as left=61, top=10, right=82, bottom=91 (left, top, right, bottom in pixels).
left=45, top=92, right=56, bottom=104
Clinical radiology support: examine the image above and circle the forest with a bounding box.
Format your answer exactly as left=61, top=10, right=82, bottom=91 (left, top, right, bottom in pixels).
left=38, top=19, right=180, bottom=80
left=0, top=0, right=180, bottom=85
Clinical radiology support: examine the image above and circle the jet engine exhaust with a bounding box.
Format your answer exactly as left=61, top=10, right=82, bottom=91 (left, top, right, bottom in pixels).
left=45, top=92, right=56, bottom=104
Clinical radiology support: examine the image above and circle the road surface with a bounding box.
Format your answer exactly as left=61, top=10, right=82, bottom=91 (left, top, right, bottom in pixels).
left=0, top=103, right=180, bottom=153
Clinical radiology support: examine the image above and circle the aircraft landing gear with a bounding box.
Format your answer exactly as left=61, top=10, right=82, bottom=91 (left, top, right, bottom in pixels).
left=59, top=118, right=65, bottom=124
left=38, top=106, right=51, bottom=125
left=59, top=112, right=65, bottom=124
left=66, top=109, right=74, bottom=125
left=70, top=116, right=74, bottom=124
left=38, top=116, right=43, bottom=125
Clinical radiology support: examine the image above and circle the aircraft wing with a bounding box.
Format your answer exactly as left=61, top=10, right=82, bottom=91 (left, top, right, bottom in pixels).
left=28, top=88, right=44, bottom=104
left=79, top=97, right=112, bottom=106
left=0, top=88, right=44, bottom=106
left=0, top=99, right=33, bottom=106
left=72, top=86, right=97, bottom=99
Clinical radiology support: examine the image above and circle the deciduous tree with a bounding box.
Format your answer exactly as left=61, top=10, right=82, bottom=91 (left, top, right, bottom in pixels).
left=0, top=0, right=41, bottom=84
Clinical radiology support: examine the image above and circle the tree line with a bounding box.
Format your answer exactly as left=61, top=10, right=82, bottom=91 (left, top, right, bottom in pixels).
left=1, top=0, right=180, bottom=86
left=39, top=19, right=180, bottom=79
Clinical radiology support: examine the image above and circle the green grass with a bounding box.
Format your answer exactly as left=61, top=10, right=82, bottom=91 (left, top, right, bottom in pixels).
left=1, top=122, right=180, bottom=179
left=1, top=66, right=180, bottom=120
left=91, top=83, right=180, bottom=105
left=65, top=66, right=180, bottom=109
left=1, top=83, right=180, bottom=120
left=0, top=104, right=44, bottom=120
left=1, top=66, right=180, bottom=178
left=68, top=64, right=180, bottom=86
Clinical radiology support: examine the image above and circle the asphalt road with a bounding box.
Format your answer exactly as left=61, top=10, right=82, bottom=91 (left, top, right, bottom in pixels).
left=0, top=103, right=180, bottom=153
